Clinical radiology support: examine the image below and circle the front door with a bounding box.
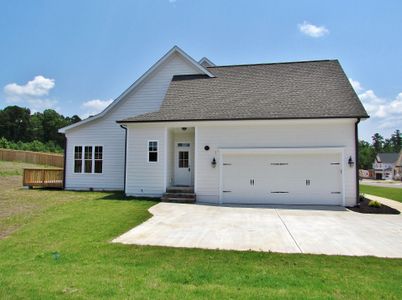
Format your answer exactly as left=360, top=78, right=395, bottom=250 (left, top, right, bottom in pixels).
left=174, top=142, right=192, bottom=186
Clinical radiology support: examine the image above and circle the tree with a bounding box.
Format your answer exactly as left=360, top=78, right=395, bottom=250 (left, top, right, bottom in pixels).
left=30, top=112, right=44, bottom=141
left=0, top=106, right=31, bottom=142
left=358, top=140, right=376, bottom=169
left=0, top=105, right=81, bottom=149
left=371, top=133, right=384, bottom=153
left=390, top=129, right=401, bottom=152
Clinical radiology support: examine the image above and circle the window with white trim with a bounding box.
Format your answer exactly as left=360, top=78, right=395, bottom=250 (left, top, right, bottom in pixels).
left=73, top=146, right=103, bottom=174
left=74, top=146, right=82, bottom=173
left=94, top=146, right=103, bottom=173
left=148, top=141, right=158, bottom=162
left=84, top=146, right=92, bottom=173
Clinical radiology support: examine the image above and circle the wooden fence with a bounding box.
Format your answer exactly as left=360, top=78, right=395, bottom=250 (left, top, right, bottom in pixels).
left=0, top=148, right=64, bottom=168
left=23, top=168, right=64, bottom=188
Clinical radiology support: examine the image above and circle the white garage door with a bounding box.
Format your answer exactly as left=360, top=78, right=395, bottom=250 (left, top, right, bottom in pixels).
left=221, top=152, right=342, bottom=205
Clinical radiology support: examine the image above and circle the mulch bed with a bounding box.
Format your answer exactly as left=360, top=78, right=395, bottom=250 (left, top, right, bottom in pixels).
left=348, top=197, right=400, bottom=214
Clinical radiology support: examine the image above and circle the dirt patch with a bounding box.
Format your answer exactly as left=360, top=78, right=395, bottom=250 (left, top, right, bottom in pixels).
left=0, top=226, right=18, bottom=239
left=349, top=197, right=400, bottom=214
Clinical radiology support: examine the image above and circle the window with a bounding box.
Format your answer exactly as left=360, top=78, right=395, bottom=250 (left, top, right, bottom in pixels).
left=84, top=146, right=93, bottom=173
left=178, top=151, right=189, bottom=168
left=73, top=145, right=103, bottom=174
left=74, top=146, right=82, bottom=173
left=94, top=146, right=103, bottom=173
left=148, top=141, right=158, bottom=162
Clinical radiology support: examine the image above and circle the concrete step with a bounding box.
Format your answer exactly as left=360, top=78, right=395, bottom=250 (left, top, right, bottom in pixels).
left=163, top=192, right=196, bottom=199
left=161, top=197, right=196, bottom=203
left=166, top=186, right=194, bottom=193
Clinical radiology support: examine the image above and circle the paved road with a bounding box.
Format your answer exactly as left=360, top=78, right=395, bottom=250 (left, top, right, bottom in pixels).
left=360, top=180, right=402, bottom=189
left=114, top=202, right=402, bottom=258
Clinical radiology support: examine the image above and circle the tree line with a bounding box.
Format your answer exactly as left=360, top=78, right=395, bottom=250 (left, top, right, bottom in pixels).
left=0, top=105, right=80, bottom=153
left=359, top=129, right=401, bottom=169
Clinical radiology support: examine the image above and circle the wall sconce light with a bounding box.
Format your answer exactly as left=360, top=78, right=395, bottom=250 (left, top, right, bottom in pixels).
left=348, top=156, right=354, bottom=167
left=211, top=157, right=217, bottom=168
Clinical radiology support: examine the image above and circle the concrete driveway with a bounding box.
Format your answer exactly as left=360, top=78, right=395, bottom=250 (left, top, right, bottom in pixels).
left=113, top=203, right=402, bottom=258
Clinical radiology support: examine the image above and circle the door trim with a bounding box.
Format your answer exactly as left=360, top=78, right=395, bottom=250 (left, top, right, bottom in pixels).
left=174, top=141, right=193, bottom=186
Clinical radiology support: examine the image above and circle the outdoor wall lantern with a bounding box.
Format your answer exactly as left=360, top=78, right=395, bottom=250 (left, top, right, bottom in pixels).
left=211, top=157, right=217, bottom=168
left=348, top=156, right=354, bottom=167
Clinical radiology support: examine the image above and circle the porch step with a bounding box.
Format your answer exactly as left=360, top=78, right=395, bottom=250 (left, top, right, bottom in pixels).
left=161, top=187, right=196, bottom=203
left=163, top=192, right=196, bottom=199
left=166, top=186, right=194, bottom=193
left=161, top=196, right=196, bottom=204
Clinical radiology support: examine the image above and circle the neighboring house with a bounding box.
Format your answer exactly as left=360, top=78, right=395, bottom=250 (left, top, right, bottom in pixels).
left=59, top=46, right=369, bottom=207
left=373, top=152, right=401, bottom=180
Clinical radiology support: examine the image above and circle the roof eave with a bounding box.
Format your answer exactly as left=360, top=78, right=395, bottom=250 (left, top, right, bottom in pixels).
left=116, top=115, right=367, bottom=124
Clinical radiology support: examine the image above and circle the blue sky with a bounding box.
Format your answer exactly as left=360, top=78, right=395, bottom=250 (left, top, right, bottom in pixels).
left=1, top=0, right=401, bottom=141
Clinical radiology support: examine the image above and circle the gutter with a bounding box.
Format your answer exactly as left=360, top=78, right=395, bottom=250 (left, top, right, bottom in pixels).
left=120, top=125, right=128, bottom=193
left=355, top=118, right=361, bottom=205
left=116, top=115, right=370, bottom=124
left=63, top=136, right=67, bottom=190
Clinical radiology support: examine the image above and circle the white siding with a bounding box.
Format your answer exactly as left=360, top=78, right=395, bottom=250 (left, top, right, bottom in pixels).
left=125, top=125, right=166, bottom=196
left=64, top=53, right=202, bottom=190
left=194, top=119, right=357, bottom=206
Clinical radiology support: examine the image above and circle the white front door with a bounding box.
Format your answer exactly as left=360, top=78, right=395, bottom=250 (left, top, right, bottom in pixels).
left=174, top=142, right=192, bottom=186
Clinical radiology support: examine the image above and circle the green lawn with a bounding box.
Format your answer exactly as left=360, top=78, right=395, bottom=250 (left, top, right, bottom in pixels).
left=360, top=185, right=402, bottom=203
left=0, top=161, right=401, bottom=299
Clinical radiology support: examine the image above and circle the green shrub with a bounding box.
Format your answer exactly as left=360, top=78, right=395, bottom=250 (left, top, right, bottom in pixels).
left=368, top=200, right=382, bottom=208
left=0, top=137, right=63, bottom=153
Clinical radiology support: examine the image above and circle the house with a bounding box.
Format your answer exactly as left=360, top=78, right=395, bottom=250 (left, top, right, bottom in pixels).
left=59, top=46, right=369, bottom=207
left=373, top=152, right=402, bottom=180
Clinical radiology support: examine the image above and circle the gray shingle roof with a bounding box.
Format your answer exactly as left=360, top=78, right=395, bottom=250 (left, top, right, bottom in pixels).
left=377, top=153, right=400, bottom=164
left=118, top=60, right=369, bottom=123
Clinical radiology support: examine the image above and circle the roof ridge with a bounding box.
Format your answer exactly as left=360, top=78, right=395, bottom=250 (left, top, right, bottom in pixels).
left=207, top=59, right=336, bottom=69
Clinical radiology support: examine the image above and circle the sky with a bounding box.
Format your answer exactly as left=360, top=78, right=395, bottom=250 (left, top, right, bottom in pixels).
left=0, top=0, right=401, bottom=141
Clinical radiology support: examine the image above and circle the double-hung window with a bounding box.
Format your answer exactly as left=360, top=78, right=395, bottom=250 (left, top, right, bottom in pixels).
left=74, top=146, right=103, bottom=174
left=74, top=146, right=83, bottom=173
left=148, top=141, right=158, bottom=162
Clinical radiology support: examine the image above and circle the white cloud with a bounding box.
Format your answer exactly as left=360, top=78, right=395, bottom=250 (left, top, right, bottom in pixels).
left=81, top=99, right=113, bottom=119
left=349, top=78, right=363, bottom=92
left=27, top=98, right=59, bottom=113
left=355, top=81, right=402, bottom=136
left=298, top=21, right=329, bottom=38
left=3, top=75, right=58, bottom=112
left=4, top=75, right=55, bottom=102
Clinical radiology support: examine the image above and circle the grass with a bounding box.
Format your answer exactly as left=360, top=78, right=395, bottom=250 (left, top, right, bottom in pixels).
left=0, top=160, right=56, bottom=176
left=360, top=185, right=402, bottom=203
left=0, top=161, right=401, bottom=299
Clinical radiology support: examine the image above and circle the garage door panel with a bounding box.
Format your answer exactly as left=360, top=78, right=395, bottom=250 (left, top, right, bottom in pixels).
left=222, top=152, right=342, bottom=205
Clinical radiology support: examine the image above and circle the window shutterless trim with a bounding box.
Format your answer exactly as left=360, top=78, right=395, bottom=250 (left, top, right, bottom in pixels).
left=147, top=140, right=159, bottom=163
left=73, top=145, right=103, bottom=174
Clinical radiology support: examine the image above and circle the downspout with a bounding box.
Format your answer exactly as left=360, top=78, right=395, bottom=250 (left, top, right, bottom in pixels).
left=120, top=125, right=128, bottom=193
left=63, top=136, right=67, bottom=190
left=355, top=118, right=361, bottom=206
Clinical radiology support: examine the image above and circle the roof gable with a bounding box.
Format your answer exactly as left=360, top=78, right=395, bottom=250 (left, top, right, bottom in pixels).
left=377, top=153, right=400, bottom=164
left=59, top=46, right=213, bottom=133
left=199, top=57, right=216, bottom=67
